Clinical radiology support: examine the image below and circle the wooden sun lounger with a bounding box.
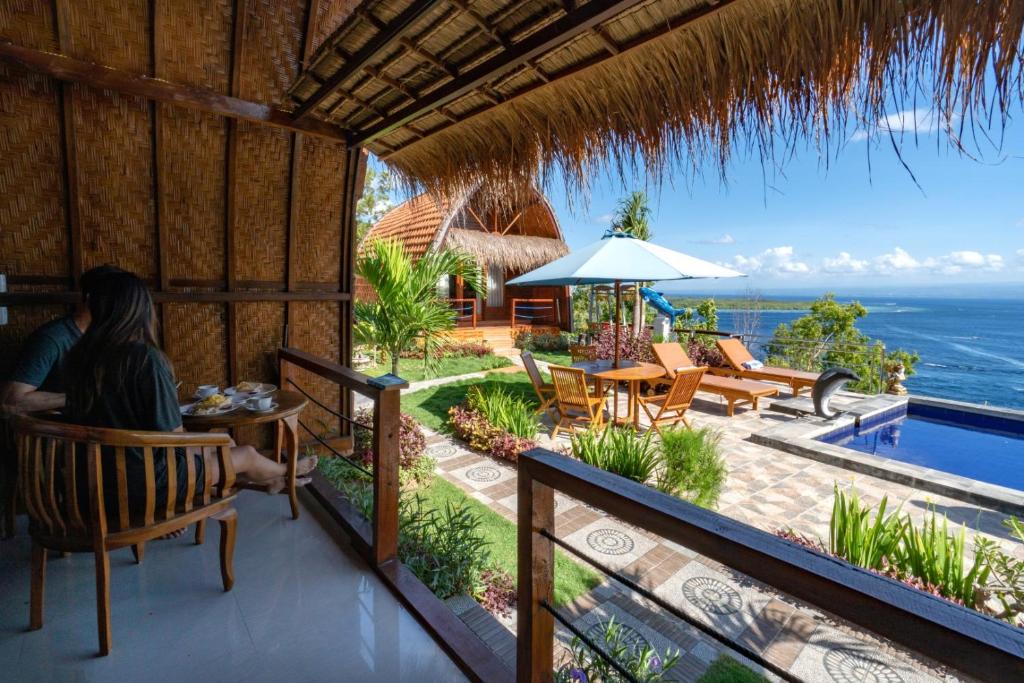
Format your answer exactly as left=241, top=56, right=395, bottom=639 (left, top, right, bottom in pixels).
left=714, top=338, right=819, bottom=397
left=651, top=343, right=780, bottom=416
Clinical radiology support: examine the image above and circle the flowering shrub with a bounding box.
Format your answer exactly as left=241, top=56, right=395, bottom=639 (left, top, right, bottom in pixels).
left=478, top=568, right=516, bottom=617
left=448, top=404, right=537, bottom=463
left=352, top=406, right=432, bottom=485
left=595, top=325, right=654, bottom=363
left=399, top=340, right=494, bottom=359
left=685, top=337, right=725, bottom=367
left=515, top=330, right=571, bottom=352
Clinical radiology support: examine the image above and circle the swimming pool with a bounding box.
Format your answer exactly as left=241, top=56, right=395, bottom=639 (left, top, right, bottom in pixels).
left=818, top=402, right=1024, bottom=491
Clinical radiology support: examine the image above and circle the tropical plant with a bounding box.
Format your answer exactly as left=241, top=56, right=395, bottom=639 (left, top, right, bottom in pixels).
left=355, top=238, right=484, bottom=376
left=570, top=427, right=660, bottom=484
left=610, top=191, right=652, bottom=335
left=828, top=485, right=904, bottom=571
left=975, top=517, right=1024, bottom=626
left=896, top=508, right=991, bottom=607
left=400, top=495, right=492, bottom=599
left=554, top=616, right=680, bottom=683
left=655, top=426, right=727, bottom=509
left=467, top=386, right=539, bottom=439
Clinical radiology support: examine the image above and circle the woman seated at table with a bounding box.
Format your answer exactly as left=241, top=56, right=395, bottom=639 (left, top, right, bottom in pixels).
left=64, top=271, right=316, bottom=511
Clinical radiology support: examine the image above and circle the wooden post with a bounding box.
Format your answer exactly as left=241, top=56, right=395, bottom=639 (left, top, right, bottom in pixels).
left=372, top=385, right=402, bottom=565
left=613, top=280, right=622, bottom=368
left=517, top=466, right=554, bottom=683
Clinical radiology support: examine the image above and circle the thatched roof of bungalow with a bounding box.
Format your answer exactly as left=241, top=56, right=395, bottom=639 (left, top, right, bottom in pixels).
left=289, top=1, right=1024, bottom=206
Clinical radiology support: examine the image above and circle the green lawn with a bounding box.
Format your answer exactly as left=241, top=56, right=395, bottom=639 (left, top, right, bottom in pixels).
left=362, top=354, right=512, bottom=383
left=530, top=349, right=571, bottom=366
left=420, top=477, right=601, bottom=606
left=319, top=461, right=601, bottom=607
left=401, top=371, right=537, bottom=431
left=697, top=655, right=770, bottom=683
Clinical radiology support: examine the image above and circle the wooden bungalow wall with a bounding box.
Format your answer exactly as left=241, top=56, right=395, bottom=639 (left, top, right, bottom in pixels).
left=0, top=0, right=365, bottom=444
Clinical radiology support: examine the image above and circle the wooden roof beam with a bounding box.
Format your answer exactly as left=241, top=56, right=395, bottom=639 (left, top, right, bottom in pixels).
left=291, top=0, right=437, bottom=121
left=352, top=0, right=653, bottom=146
left=0, top=41, right=349, bottom=143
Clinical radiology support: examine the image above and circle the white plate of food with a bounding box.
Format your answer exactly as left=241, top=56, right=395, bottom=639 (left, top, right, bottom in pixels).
left=181, top=393, right=237, bottom=416
left=225, top=381, right=277, bottom=397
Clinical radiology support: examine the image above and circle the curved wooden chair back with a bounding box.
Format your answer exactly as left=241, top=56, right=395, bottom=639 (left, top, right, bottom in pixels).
left=521, top=351, right=545, bottom=390
left=663, top=366, right=706, bottom=410
left=717, top=337, right=755, bottom=370
left=569, top=344, right=598, bottom=363
left=549, top=365, right=592, bottom=409
left=14, top=415, right=235, bottom=545
left=12, top=414, right=238, bottom=656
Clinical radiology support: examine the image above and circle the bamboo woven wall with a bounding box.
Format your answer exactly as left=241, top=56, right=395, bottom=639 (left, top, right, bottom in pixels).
left=0, top=0, right=364, bottom=447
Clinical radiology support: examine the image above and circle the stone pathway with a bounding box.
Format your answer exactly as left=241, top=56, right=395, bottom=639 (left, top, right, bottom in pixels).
left=417, top=372, right=1021, bottom=681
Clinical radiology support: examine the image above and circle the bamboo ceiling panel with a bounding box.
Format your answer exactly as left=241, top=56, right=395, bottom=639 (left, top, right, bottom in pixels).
left=63, top=0, right=150, bottom=72
left=71, top=83, right=157, bottom=279
left=233, top=121, right=290, bottom=283
left=163, top=302, right=229, bottom=391
left=161, top=105, right=228, bottom=283
left=0, top=63, right=68, bottom=278
left=239, top=0, right=305, bottom=105
left=294, top=135, right=345, bottom=283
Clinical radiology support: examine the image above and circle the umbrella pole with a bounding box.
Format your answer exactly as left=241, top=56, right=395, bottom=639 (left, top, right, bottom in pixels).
left=614, top=280, right=622, bottom=369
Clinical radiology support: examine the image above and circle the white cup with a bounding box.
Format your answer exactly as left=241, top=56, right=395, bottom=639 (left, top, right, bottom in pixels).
left=248, top=396, right=273, bottom=411
left=196, top=385, right=219, bottom=398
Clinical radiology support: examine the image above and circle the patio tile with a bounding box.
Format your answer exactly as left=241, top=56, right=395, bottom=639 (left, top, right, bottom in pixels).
left=561, top=519, right=659, bottom=573
left=446, top=461, right=516, bottom=491
left=788, top=624, right=946, bottom=683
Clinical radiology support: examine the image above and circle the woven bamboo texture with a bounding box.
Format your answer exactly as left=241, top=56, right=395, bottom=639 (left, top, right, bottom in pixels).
left=162, top=105, right=228, bottom=282
left=294, top=135, right=345, bottom=283
left=0, top=0, right=58, bottom=51
left=239, top=0, right=304, bottom=105
left=0, top=63, right=68, bottom=277
left=234, top=121, right=290, bottom=283
left=289, top=301, right=341, bottom=438
left=163, top=303, right=229, bottom=395
left=156, top=0, right=233, bottom=91
left=234, top=301, right=287, bottom=448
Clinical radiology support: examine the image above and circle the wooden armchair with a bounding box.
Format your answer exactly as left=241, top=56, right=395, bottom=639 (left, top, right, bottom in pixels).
left=521, top=352, right=556, bottom=419
left=12, top=414, right=238, bottom=656
left=638, top=366, right=705, bottom=434
left=549, top=365, right=607, bottom=438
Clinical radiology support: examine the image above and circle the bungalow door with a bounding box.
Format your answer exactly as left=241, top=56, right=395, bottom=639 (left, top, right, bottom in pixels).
left=485, top=263, right=504, bottom=319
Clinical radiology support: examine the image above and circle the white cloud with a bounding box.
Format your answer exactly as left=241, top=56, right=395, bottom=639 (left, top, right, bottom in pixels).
left=593, top=213, right=614, bottom=225
left=822, top=252, right=869, bottom=274
left=850, top=108, right=953, bottom=142
left=935, top=251, right=1004, bottom=274
left=729, top=246, right=810, bottom=277
left=695, top=233, right=735, bottom=245
left=872, top=247, right=921, bottom=273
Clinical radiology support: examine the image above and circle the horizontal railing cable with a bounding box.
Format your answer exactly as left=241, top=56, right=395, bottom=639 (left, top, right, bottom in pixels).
left=296, top=419, right=372, bottom=478
left=286, top=378, right=369, bottom=429
left=541, top=529, right=800, bottom=682
left=540, top=600, right=640, bottom=683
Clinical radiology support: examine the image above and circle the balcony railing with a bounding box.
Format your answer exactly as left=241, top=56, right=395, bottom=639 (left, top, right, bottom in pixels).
left=516, top=448, right=1024, bottom=682
left=277, top=347, right=512, bottom=682
left=448, top=297, right=478, bottom=327
left=512, top=298, right=560, bottom=327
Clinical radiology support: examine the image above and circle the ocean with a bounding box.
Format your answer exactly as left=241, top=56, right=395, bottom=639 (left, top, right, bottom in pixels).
left=709, top=297, right=1024, bottom=410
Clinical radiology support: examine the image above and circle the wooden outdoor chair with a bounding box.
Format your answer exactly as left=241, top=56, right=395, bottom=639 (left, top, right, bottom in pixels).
left=569, top=344, right=598, bottom=363
left=13, top=414, right=238, bottom=656
left=548, top=365, right=607, bottom=438
left=521, top=352, right=557, bottom=419
left=637, top=366, right=706, bottom=434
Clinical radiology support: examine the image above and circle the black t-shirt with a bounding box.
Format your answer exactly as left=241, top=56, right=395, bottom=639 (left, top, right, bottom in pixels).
left=67, top=343, right=204, bottom=515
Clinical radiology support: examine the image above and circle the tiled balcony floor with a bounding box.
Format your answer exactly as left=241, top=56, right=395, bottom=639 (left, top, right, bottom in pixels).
left=0, top=491, right=466, bottom=683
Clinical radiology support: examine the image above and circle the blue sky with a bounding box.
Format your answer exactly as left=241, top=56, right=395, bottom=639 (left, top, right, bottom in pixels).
left=541, top=108, right=1024, bottom=292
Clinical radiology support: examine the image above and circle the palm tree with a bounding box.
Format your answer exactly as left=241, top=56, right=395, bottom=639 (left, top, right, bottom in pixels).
left=611, top=191, right=652, bottom=334
left=355, top=238, right=484, bottom=376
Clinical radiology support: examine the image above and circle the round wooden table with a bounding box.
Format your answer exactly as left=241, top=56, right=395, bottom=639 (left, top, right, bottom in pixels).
left=182, top=390, right=308, bottom=519
left=572, top=360, right=667, bottom=428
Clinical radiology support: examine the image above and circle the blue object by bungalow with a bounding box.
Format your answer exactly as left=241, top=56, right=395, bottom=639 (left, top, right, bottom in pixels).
left=639, top=287, right=688, bottom=327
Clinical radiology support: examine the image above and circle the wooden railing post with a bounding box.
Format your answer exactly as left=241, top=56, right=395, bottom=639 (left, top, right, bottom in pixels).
left=372, top=384, right=402, bottom=565
left=511, top=298, right=518, bottom=327
left=517, top=462, right=554, bottom=683
left=471, top=299, right=477, bottom=328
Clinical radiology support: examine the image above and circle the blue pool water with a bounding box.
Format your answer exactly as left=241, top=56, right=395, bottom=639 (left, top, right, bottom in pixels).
left=818, top=403, right=1024, bottom=491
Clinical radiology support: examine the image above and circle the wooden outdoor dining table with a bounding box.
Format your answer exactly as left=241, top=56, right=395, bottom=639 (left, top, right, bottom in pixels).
left=572, top=359, right=667, bottom=429
left=181, top=390, right=308, bottom=520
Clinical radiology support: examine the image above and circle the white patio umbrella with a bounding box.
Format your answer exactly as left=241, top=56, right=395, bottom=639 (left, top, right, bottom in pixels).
left=507, top=230, right=744, bottom=367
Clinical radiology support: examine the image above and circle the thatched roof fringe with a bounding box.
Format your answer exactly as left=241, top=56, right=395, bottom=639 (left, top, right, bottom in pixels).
left=383, top=0, right=1024, bottom=208
left=443, top=229, right=569, bottom=272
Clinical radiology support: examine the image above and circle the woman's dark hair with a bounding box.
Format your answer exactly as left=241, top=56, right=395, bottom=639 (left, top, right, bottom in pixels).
left=66, top=272, right=166, bottom=416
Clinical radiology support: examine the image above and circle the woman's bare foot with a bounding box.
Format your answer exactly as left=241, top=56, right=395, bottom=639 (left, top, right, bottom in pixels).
left=295, top=456, right=318, bottom=477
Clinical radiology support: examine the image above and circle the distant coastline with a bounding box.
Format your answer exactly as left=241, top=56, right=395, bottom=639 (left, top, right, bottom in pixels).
left=667, top=296, right=812, bottom=311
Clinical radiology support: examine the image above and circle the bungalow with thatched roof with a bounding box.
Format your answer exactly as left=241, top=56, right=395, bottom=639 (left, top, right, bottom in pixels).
left=357, top=185, right=572, bottom=349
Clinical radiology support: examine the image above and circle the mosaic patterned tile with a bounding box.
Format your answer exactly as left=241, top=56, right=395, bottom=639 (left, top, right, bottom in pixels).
left=562, top=519, right=659, bottom=573
left=788, top=625, right=948, bottom=683
left=446, top=461, right=515, bottom=490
